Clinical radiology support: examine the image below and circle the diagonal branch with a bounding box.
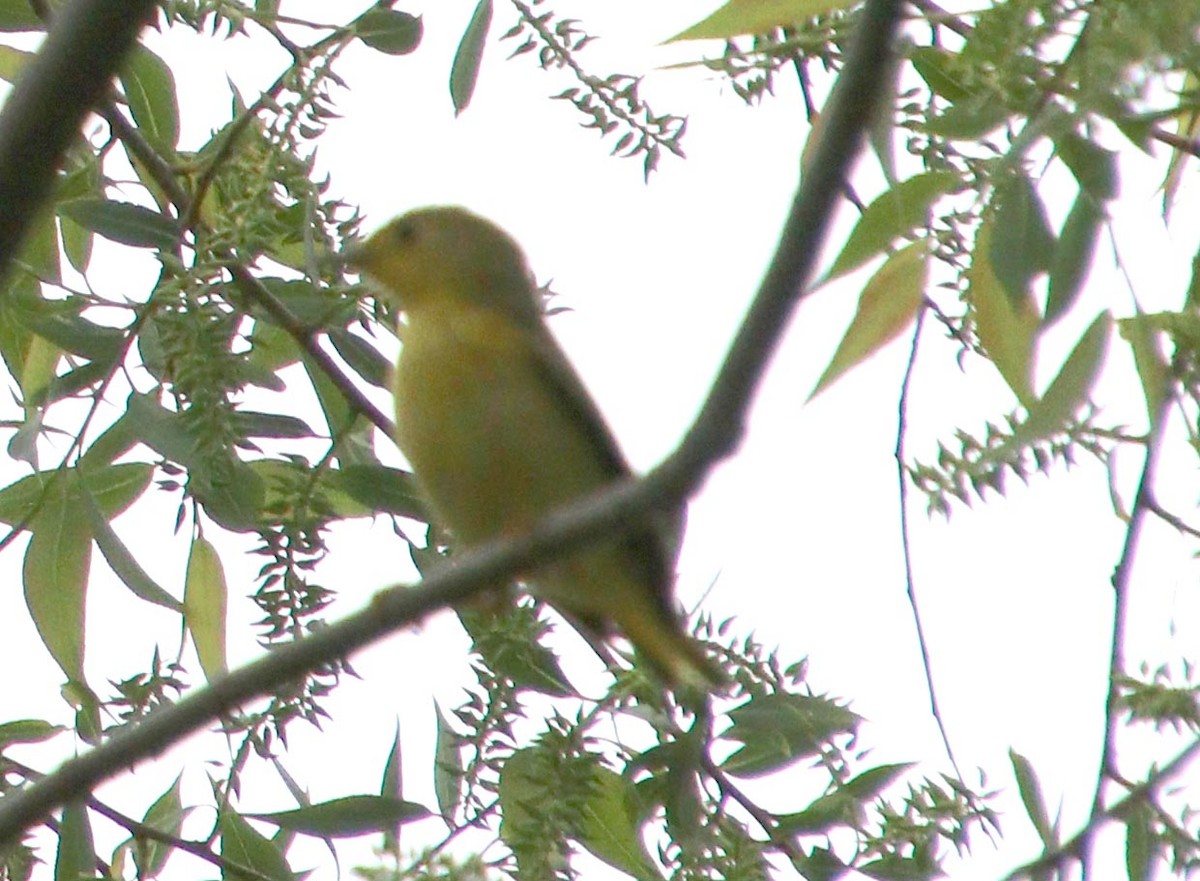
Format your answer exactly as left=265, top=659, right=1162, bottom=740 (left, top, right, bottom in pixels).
left=0, top=0, right=905, bottom=841
left=0, top=0, right=157, bottom=273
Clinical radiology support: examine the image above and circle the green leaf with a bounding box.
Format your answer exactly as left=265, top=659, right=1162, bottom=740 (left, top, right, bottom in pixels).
left=810, top=241, right=926, bottom=400
left=1125, top=802, right=1153, bottom=881
left=575, top=767, right=658, bottom=881
left=668, top=0, right=858, bottom=42
left=234, top=410, right=315, bottom=440
left=0, top=463, right=148, bottom=526
left=55, top=802, right=95, bottom=881
left=926, top=91, right=1010, bottom=140
left=1010, top=749, right=1056, bottom=847
left=23, top=307, right=124, bottom=362
left=381, top=721, right=403, bottom=851
left=327, top=464, right=424, bottom=519
left=328, top=327, right=392, bottom=389
left=989, top=170, right=1056, bottom=304
left=450, top=0, right=493, bottom=115
left=82, top=488, right=182, bottom=612
left=824, top=172, right=958, bottom=282
left=722, top=694, right=861, bottom=778
left=1054, top=132, right=1118, bottom=201
left=909, top=46, right=968, bottom=102
left=217, top=810, right=291, bottom=881
left=78, top=413, right=139, bottom=472
left=433, top=703, right=462, bottom=823
left=1119, top=313, right=1170, bottom=431
left=135, top=775, right=185, bottom=879
left=58, top=198, right=180, bottom=250
left=1045, top=191, right=1103, bottom=326
left=248, top=796, right=431, bottom=837
left=0, top=0, right=41, bottom=31
left=356, top=9, right=423, bottom=55
left=184, top=536, right=228, bottom=681
left=0, top=718, right=64, bottom=747
left=23, top=478, right=91, bottom=681
left=968, top=218, right=1039, bottom=405
left=1018, top=312, right=1110, bottom=444
left=119, top=45, right=180, bottom=152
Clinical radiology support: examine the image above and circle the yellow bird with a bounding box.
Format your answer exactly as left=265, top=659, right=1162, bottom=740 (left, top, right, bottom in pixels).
left=347, top=206, right=719, bottom=691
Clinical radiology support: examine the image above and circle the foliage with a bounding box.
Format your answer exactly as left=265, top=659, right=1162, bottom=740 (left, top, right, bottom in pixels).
left=0, top=2, right=1198, bottom=881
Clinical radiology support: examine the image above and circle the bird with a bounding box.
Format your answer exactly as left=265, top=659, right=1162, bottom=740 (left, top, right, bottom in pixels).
left=345, top=205, right=720, bottom=691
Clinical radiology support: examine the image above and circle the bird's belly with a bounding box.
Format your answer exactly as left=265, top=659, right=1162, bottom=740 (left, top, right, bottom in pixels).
left=393, top=316, right=607, bottom=546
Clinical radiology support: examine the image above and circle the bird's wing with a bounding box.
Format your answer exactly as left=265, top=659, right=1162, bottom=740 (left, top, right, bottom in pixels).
left=523, top=323, right=681, bottom=613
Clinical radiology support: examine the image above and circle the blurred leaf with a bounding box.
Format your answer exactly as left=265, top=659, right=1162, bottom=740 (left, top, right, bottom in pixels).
left=58, top=198, right=180, bottom=250
left=968, top=218, right=1039, bottom=405
left=926, top=90, right=1010, bottom=140
left=668, top=0, right=857, bottom=41
left=24, top=479, right=91, bottom=681
left=0, top=463, right=149, bottom=525
left=382, top=721, right=403, bottom=851
left=327, top=464, right=424, bottom=519
left=134, top=775, right=185, bottom=879
left=55, top=802, right=95, bottom=881
left=434, top=703, right=462, bottom=823
left=1045, top=191, right=1103, bottom=326
left=82, top=488, right=181, bottom=612
left=328, top=327, right=392, bottom=389
left=1125, top=802, right=1153, bottom=881
left=20, top=332, right=59, bottom=409
left=1119, top=313, right=1170, bottom=430
left=217, top=810, right=291, bottom=881
left=0, top=718, right=63, bottom=747
left=824, top=172, right=958, bottom=282
left=810, top=241, right=926, bottom=400
left=356, top=8, right=422, bottom=55
left=450, top=0, right=492, bottom=115
left=1019, top=312, right=1110, bottom=444
left=248, top=796, right=430, bottom=837
left=184, top=536, right=228, bottom=681
left=1055, top=131, right=1119, bottom=201
left=575, top=767, right=658, bottom=881
left=722, top=693, right=861, bottom=778
left=0, top=0, right=42, bottom=31
left=120, top=45, right=180, bottom=152
left=234, top=410, right=315, bottom=440
left=1010, top=749, right=1056, bottom=847
left=989, top=170, right=1055, bottom=304
left=909, top=46, right=968, bottom=102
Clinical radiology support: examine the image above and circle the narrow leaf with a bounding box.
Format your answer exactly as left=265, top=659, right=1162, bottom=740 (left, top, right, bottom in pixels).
left=184, top=536, right=228, bottom=680
left=1045, top=191, right=1103, bottom=326
left=217, top=810, right=291, bottom=881
left=82, top=488, right=181, bottom=612
left=989, top=170, right=1055, bottom=304
left=248, top=796, right=431, bottom=837
left=810, top=241, right=926, bottom=400
left=1010, top=750, right=1055, bottom=846
left=450, top=0, right=493, bottom=115
left=968, top=218, right=1039, bottom=404
left=1019, top=312, right=1110, bottom=444
left=668, top=0, right=857, bottom=42
left=119, top=45, right=180, bottom=151
left=58, top=198, right=180, bottom=250
left=55, top=802, right=95, bottom=881
left=433, top=704, right=462, bottom=823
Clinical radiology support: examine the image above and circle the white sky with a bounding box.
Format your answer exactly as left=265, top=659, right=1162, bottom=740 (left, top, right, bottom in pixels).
left=3, top=1, right=1200, bottom=879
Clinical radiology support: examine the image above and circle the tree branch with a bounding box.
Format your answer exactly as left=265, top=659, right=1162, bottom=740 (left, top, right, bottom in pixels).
left=0, top=0, right=905, bottom=841
left=0, top=0, right=157, bottom=274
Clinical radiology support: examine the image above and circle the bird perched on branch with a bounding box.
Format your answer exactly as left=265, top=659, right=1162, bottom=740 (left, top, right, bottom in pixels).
left=346, top=205, right=720, bottom=692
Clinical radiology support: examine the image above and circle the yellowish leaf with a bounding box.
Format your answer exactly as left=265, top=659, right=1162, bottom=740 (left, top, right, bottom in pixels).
left=809, top=241, right=926, bottom=400
left=185, top=536, right=228, bottom=680
left=968, top=219, right=1039, bottom=404
left=667, top=0, right=857, bottom=42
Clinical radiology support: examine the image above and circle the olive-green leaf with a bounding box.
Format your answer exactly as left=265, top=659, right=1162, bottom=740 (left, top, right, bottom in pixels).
left=722, top=693, right=861, bottom=778
left=0, top=44, right=32, bottom=81
left=82, top=488, right=181, bottom=612
left=55, top=801, right=95, bottom=881
left=135, top=775, right=185, bottom=879
left=0, top=0, right=42, bottom=32
left=1046, top=190, right=1103, bottom=326
left=327, top=464, right=424, bottom=519
left=1125, top=801, right=1154, bottom=881
left=575, top=767, right=659, bottom=881
left=1055, top=131, right=1118, bottom=201
left=0, top=718, right=63, bottom=747
left=58, top=198, right=180, bottom=250
left=450, top=0, right=493, bottom=115
left=989, top=170, right=1056, bottom=304
left=328, top=327, right=392, bottom=389
left=1010, top=749, right=1056, bottom=847
left=1119, top=313, right=1170, bottom=431
left=356, top=9, right=423, bottom=55
left=667, top=0, right=857, bottom=42
left=1018, top=312, right=1110, bottom=444
left=248, top=796, right=431, bottom=837
left=810, top=241, right=926, bottom=400
left=433, top=703, right=462, bottom=823
left=0, top=462, right=149, bottom=526
left=217, top=810, right=291, bottom=881
left=119, top=45, right=180, bottom=152
left=909, top=46, right=968, bottom=102
left=24, top=481, right=91, bottom=681
left=825, top=172, right=958, bottom=282
left=968, top=218, right=1039, bottom=405
left=184, top=536, right=228, bottom=681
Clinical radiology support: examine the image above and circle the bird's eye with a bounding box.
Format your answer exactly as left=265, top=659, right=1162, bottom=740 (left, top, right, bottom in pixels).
left=391, top=221, right=418, bottom=245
